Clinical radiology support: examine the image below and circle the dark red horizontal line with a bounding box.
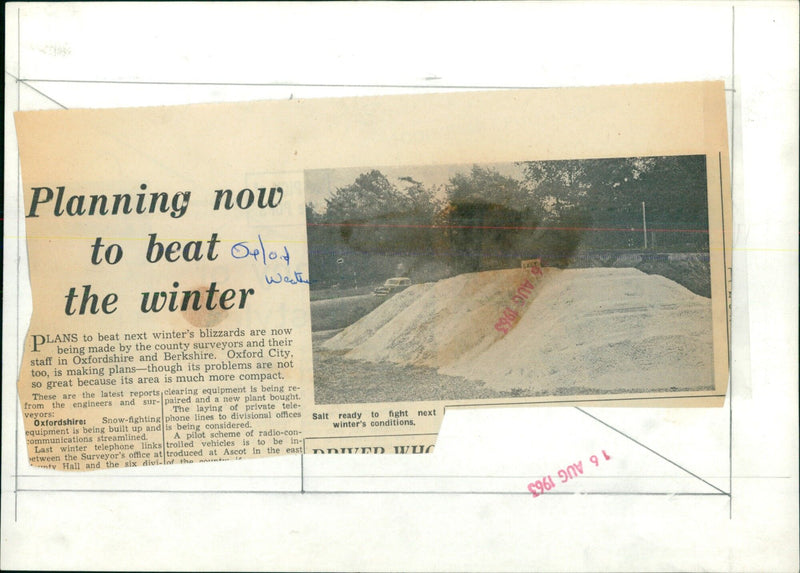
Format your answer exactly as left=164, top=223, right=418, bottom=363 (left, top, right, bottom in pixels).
left=307, top=222, right=709, bottom=233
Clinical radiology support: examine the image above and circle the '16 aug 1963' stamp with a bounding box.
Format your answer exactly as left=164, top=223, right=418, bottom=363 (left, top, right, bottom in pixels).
left=527, top=450, right=611, bottom=498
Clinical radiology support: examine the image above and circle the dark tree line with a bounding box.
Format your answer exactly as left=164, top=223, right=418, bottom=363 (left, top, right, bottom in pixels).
left=306, top=156, right=709, bottom=288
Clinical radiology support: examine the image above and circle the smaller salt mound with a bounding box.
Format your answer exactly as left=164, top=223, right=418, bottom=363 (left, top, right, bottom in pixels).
left=330, top=268, right=554, bottom=368
left=323, top=283, right=433, bottom=351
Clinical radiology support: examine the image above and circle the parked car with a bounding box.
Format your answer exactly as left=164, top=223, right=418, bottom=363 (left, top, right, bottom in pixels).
left=373, top=277, right=411, bottom=296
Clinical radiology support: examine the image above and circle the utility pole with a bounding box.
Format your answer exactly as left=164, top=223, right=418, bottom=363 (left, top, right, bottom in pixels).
left=642, top=201, right=648, bottom=249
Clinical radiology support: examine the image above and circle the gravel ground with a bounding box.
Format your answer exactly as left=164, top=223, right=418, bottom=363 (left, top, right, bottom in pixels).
left=313, top=327, right=499, bottom=403
left=312, top=347, right=710, bottom=405
left=312, top=349, right=503, bottom=404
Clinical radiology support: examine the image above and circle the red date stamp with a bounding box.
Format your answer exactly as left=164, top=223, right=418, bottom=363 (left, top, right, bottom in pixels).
left=527, top=450, right=611, bottom=498
left=494, top=261, right=543, bottom=335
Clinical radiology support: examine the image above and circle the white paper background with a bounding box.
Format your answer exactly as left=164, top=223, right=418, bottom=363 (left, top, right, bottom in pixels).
left=3, top=2, right=798, bottom=571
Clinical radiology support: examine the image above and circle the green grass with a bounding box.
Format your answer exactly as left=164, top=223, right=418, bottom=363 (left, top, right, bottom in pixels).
left=310, top=294, right=386, bottom=332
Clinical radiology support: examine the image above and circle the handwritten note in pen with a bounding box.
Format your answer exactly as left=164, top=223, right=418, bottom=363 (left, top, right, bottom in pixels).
left=230, top=235, right=312, bottom=286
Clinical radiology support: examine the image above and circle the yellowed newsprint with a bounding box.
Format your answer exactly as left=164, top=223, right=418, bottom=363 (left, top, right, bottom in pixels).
left=15, top=82, right=731, bottom=470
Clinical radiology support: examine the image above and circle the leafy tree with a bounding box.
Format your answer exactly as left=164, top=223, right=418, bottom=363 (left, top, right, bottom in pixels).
left=398, top=176, right=442, bottom=220
left=323, top=170, right=405, bottom=223
left=305, top=202, right=320, bottom=224
left=309, top=170, right=444, bottom=286
left=447, top=165, right=529, bottom=207
left=520, top=155, right=709, bottom=251
left=437, top=165, right=542, bottom=271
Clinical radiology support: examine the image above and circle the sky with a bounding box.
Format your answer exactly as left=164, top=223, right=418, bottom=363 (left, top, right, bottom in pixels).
left=303, top=160, right=528, bottom=213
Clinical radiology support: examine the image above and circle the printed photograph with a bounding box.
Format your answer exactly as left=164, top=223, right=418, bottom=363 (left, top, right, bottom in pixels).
left=305, top=156, right=714, bottom=404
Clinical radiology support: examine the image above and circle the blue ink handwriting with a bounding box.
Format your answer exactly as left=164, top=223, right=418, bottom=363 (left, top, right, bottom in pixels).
left=230, top=235, right=290, bottom=266
left=230, top=235, right=313, bottom=287
left=265, top=271, right=312, bottom=285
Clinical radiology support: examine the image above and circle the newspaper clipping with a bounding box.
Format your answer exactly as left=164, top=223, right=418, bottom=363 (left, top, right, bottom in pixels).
left=15, top=82, right=731, bottom=469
